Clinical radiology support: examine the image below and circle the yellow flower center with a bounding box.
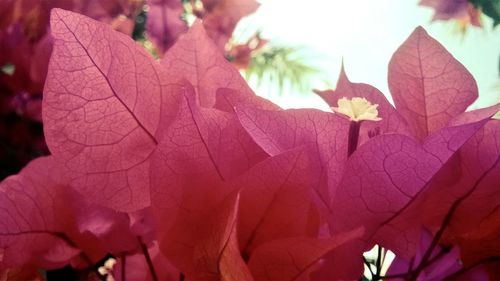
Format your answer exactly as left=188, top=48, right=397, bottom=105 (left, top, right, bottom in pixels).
left=331, top=97, right=382, bottom=122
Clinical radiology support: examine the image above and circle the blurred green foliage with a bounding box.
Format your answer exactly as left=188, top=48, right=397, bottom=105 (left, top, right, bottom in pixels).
left=470, top=0, right=500, bottom=26
left=244, top=45, right=323, bottom=95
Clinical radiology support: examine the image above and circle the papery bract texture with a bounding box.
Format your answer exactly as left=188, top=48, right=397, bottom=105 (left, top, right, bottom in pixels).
left=328, top=116, right=496, bottom=281
left=0, top=157, right=80, bottom=269
left=215, top=87, right=280, bottom=113
left=227, top=147, right=322, bottom=259
left=236, top=106, right=350, bottom=212
left=43, top=8, right=183, bottom=211
left=2, top=9, right=499, bottom=281
left=248, top=227, right=364, bottom=281
left=192, top=192, right=245, bottom=280
left=433, top=120, right=499, bottom=265
left=150, top=92, right=267, bottom=276
left=161, top=21, right=255, bottom=108
left=0, top=156, right=137, bottom=269
left=388, top=27, right=477, bottom=141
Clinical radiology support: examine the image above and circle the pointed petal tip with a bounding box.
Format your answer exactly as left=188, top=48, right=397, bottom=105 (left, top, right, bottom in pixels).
left=50, top=8, right=63, bottom=26
left=190, top=19, right=205, bottom=32
left=413, top=25, right=428, bottom=35
left=50, top=8, right=69, bottom=21
left=338, top=61, right=350, bottom=83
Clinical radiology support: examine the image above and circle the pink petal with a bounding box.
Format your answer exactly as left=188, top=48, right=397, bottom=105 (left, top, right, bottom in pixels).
left=388, top=26, right=477, bottom=141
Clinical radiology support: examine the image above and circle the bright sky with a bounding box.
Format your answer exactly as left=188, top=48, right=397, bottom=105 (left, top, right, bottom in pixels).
left=236, top=0, right=500, bottom=110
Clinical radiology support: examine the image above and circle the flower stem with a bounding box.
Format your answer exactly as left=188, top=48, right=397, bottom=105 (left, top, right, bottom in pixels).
left=137, top=236, right=158, bottom=281
left=375, top=245, right=382, bottom=278
left=363, top=257, right=375, bottom=278
left=121, top=254, right=127, bottom=281
left=348, top=121, right=361, bottom=157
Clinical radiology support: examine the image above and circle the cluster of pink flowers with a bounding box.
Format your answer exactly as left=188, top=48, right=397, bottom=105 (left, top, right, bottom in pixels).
left=0, top=8, right=498, bottom=281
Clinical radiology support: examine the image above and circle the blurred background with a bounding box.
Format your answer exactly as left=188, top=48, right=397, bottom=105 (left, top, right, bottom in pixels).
left=236, top=0, right=500, bottom=110
left=0, top=0, right=499, bottom=179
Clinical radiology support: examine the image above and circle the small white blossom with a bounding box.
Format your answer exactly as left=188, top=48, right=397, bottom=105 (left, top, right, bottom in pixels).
left=332, top=97, right=382, bottom=122
left=98, top=257, right=117, bottom=281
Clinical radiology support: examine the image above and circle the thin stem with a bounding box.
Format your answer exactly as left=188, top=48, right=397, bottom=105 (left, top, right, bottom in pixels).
left=363, top=256, right=375, bottom=279
left=137, top=236, right=158, bottom=281
left=418, top=157, right=499, bottom=274
left=418, top=210, right=455, bottom=269
left=375, top=245, right=382, bottom=278
left=378, top=248, right=448, bottom=281
left=121, top=254, right=127, bottom=281
left=348, top=121, right=361, bottom=157
left=365, top=246, right=387, bottom=281
left=405, top=157, right=499, bottom=280
left=423, top=246, right=449, bottom=268
left=445, top=256, right=500, bottom=279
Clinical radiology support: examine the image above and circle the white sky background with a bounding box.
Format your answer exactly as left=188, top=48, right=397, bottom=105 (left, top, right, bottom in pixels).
left=235, top=0, right=500, bottom=110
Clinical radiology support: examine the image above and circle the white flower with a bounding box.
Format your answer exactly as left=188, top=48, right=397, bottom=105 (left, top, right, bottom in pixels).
left=332, top=97, right=382, bottom=122
left=98, top=257, right=117, bottom=281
